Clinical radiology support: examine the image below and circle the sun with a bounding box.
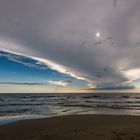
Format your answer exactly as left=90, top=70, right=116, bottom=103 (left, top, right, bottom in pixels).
left=96, top=32, right=100, bottom=38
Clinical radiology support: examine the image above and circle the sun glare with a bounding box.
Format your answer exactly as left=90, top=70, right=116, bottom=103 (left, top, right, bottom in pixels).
left=96, top=32, right=100, bottom=38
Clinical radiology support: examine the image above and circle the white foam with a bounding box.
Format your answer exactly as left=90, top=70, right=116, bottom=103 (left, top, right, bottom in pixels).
left=0, top=114, right=47, bottom=126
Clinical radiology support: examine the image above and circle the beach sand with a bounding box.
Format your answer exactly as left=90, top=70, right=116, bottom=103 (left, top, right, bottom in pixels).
left=0, top=115, right=140, bottom=140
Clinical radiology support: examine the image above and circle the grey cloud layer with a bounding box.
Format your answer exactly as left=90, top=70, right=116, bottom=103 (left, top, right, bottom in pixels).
left=0, top=0, right=140, bottom=87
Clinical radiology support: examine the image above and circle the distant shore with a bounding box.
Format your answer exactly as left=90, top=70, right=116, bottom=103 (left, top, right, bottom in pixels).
left=0, top=114, right=140, bottom=140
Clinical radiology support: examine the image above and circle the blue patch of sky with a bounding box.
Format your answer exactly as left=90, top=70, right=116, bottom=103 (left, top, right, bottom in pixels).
left=0, top=51, right=88, bottom=87
left=131, top=79, right=140, bottom=87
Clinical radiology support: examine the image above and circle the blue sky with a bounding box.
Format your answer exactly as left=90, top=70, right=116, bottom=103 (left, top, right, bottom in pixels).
left=0, top=50, right=88, bottom=93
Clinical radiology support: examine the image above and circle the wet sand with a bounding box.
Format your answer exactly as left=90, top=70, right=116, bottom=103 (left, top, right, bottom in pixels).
left=0, top=115, right=140, bottom=140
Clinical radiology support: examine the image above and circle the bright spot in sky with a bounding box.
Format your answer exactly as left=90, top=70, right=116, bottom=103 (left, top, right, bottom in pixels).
left=96, top=32, right=100, bottom=38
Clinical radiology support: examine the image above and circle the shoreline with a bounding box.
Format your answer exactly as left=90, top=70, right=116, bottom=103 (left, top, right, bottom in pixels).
left=1, top=114, right=140, bottom=140
left=0, top=114, right=48, bottom=126
left=0, top=112, right=140, bottom=126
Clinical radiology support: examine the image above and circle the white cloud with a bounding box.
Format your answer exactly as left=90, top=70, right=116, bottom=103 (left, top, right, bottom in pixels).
left=48, top=80, right=72, bottom=87
left=122, top=68, right=140, bottom=82
left=87, top=83, right=96, bottom=88
left=32, top=57, right=87, bottom=81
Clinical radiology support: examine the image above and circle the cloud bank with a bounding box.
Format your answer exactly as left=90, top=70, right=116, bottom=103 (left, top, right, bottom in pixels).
left=0, top=0, right=140, bottom=88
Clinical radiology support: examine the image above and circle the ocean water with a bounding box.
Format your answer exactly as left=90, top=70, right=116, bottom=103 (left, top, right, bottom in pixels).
left=1, top=93, right=140, bottom=125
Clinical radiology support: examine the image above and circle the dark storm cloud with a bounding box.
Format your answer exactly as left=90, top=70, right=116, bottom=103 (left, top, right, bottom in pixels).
left=0, top=0, right=140, bottom=87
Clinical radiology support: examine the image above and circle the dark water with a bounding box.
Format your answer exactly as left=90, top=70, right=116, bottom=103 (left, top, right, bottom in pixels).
left=0, top=93, right=140, bottom=125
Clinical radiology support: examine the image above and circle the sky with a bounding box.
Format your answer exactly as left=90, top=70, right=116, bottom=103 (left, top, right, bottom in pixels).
left=0, top=0, right=140, bottom=93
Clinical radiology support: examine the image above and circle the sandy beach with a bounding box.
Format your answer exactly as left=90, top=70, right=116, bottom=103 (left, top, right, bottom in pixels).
left=0, top=115, right=140, bottom=140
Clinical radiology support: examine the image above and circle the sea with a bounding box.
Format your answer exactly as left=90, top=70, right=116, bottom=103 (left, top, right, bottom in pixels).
left=1, top=93, right=140, bottom=125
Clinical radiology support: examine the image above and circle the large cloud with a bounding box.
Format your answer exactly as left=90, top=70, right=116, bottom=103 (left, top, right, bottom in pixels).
left=0, top=0, right=140, bottom=87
